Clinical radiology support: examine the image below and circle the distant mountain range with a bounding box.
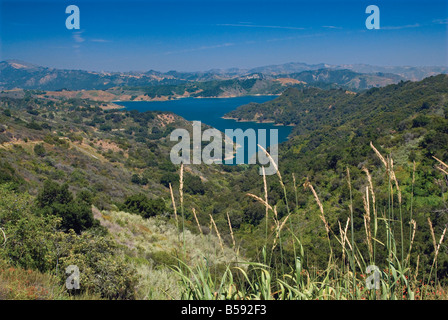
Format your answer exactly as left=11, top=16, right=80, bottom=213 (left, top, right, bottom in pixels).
left=1, top=59, right=447, bottom=92
left=243, top=62, right=448, bottom=81
left=182, top=61, right=448, bottom=82
left=0, top=60, right=184, bottom=91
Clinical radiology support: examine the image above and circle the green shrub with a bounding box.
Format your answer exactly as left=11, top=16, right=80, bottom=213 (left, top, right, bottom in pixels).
left=26, top=121, right=42, bottom=130
left=36, top=180, right=99, bottom=234
left=184, top=173, right=205, bottom=195
left=147, top=251, right=178, bottom=268
left=0, top=162, right=24, bottom=188
left=3, top=109, right=11, bottom=117
left=0, top=184, right=138, bottom=299
left=53, top=230, right=138, bottom=299
left=34, top=143, right=46, bottom=157
left=160, top=172, right=179, bottom=188
left=120, top=194, right=168, bottom=218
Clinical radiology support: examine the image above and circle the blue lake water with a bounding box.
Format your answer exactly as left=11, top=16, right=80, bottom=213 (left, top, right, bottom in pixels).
left=115, top=96, right=293, bottom=164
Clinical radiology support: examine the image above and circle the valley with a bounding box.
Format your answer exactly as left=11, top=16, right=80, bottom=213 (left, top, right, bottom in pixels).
left=0, top=62, right=447, bottom=301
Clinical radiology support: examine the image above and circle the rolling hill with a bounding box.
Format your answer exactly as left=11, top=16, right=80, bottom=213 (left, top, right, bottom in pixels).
left=2, top=60, right=444, bottom=94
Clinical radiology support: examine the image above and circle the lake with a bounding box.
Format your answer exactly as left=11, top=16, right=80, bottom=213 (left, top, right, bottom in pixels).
left=115, top=96, right=293, bottom=164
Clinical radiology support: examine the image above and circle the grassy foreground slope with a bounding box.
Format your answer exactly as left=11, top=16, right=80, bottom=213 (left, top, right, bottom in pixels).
left=0, top=183, right=240, bottom=299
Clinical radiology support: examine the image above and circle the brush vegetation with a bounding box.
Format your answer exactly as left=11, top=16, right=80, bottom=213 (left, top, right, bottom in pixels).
left=0, top=75, right=447, bottom=300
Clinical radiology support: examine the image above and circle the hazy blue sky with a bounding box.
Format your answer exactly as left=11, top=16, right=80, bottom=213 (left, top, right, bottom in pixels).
left=1, top=0, right=447, bottom=72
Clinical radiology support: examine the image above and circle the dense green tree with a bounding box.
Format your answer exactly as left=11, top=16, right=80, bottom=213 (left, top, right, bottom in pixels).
left=36, top=180, right=98, bottom=234
left=160, top=172, right=179, bottom=188
left=184, top=173, right=205, bottom=195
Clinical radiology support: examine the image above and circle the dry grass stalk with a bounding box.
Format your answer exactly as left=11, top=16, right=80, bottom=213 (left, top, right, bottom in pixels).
left=304, top=180, right=330, bottom=235
left=414, top=254, right=420, bottom=283
left=262, top=166, right=269, bottom=227
left=362, top=167, right=376, bottom=210
left=436, top=166, right=448, bottom=176
left=433, top=156, right=448, bottom=170
left=257, top=144, right=283, bottom=188
left=362, top=187, right=373, bottom=259
left=262, top=166, right=268, bottom=201
left=412, top=161, right=416, bottom=184
left=292, top=173, right=297, bottom=195
left=169, top=183, right=178, bottom=224
left=179, top=164, right=185, bottom=248
left=389, top=158, right=402, bottom=204
left=338, top=218, right=350, bottom=263
left=362, top=186, right=370, bottom=226
left=272, top=205, right=279, bottom=226
left=427, top=225, right=447, bottom=286
left=0, top=227, right=6, bottom=247
left=272, top=206, right=291, bottom=250
left=338, top=218, right=362, bottom=270
left=428, top=217, right=437, bottom=252
left=227, top=212, right=236, bottom=248
left=370, top=141, right=388, bottom=168
left=346, top=167, right=352, bottom=192
left=387, top=158, right=394, bottom=200
left=276, top=208, right=290, bottom=236
left=278, top=214, right=290, bottom=234
left=362, top=167, right=377, bottom=234
left=406, top=219, right=417, bottom=264
left=270, top=205, right=281, bottom=249
left=209, top=214, right=224, bottom=252
left=246, top=193, right=274, bottom=212
left=304, top=178, right=334, bottom=258
left=303, top=179, right=328, bottom=233
left=338, top=221, right=345, bottom=261
left=370, top=143, right=402, bottom=204
left=192, top=208, right=203, bottom=236
left=179, top=164, right=184, bottom=208
left=434, top=227, right=447, bottom=262
left=371, top=142, right=403, bottom=205
left=343, top=218, right=350, bottom=243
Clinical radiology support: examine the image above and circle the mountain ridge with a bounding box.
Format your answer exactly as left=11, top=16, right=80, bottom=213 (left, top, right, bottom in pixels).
left=2, top=59, right=446, bottom=92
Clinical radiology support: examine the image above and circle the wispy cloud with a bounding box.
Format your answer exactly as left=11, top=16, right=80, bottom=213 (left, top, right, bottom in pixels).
left=266, top=33, right=326, bottom=43
left=164, top=43, right=235, bottom=55
left=381, top=23, right=421, bottom=30
left=322, top=25, right=342, bottom=29
left=72, top=31, right=85, bottom=43
left=70, top=31, right=85, bottom=56
left=381, top=18, right=447, bottom=30
left=217, top=23, right=305, bottom=30
left=90, top=39, right=112, bottom=43
left=433, top=18, right=448, bottom=25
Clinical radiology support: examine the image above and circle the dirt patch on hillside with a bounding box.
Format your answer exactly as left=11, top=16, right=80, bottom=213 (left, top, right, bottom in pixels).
left=157, top=114, right=176, bottom=126
left=86, top=139, right=127, bottom=157
left=275, top=78, right=306, bottom=86
left=37, top=90, right=118, bottom=102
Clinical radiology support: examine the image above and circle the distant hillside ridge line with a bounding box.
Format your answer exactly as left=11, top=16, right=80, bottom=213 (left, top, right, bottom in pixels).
left=1, top=59, right=446, bottom=92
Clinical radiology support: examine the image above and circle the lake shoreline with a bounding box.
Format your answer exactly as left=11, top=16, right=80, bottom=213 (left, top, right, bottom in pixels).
left=221, top=116, right=296, bottom=127
left=111, top=93, right=281, bottom=104
left=114, top=96, right=294, bottom=150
